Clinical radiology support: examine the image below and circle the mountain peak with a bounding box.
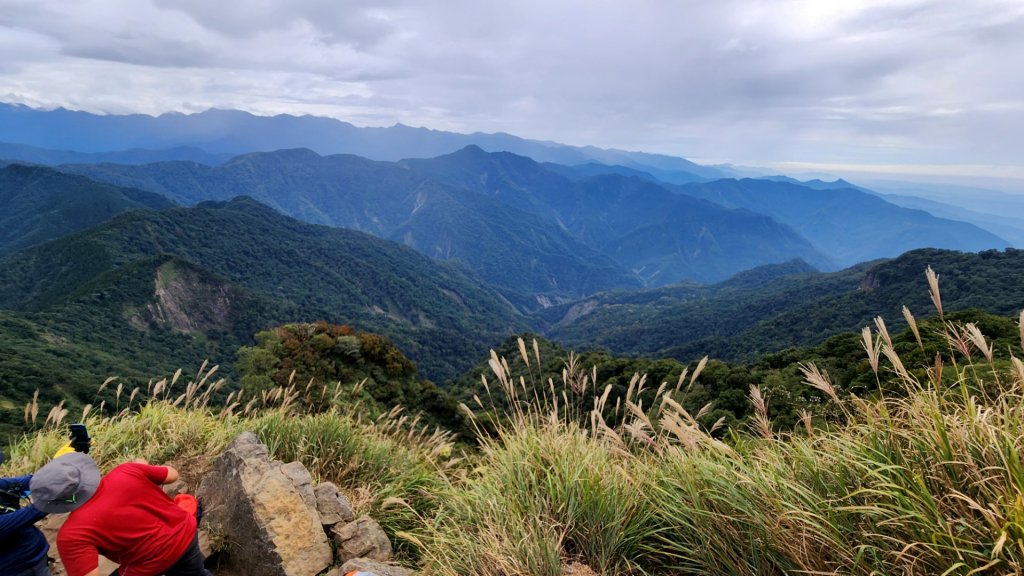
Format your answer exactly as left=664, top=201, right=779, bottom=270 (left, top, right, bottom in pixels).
left=454, top=144, right=487, bottom=156
left=225, top=148, right=322, bottom=166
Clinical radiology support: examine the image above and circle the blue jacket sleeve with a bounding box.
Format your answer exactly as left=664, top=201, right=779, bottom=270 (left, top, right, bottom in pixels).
left=0, top=475, right=32, bottom=492
left=0, top=504, right=47, bottom=537
left=0, top=475, right=46, bottom=537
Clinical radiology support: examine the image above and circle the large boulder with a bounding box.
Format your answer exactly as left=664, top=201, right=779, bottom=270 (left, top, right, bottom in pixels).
left=197, top=432, right=333, bottom=576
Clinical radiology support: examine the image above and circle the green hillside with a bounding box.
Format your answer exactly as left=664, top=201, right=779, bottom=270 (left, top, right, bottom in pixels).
left=0, top=196, right=527, bottom=388
left=400, top=146, right=832, bottom=284
left=0, top=254, right=289, bottom=433
left=5, top=289, right=1023, bottom=575
left=546, top=248, right=1024, bottom=363
left=0, top=163, right=174, bottom=255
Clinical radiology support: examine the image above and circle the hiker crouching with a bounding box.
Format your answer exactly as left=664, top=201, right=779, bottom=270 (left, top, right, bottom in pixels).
left=30, top=454, right=210, bottom=576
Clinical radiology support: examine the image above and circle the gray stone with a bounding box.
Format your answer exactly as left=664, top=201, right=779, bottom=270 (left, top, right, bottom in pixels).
left=314, top=481, right=356, bottom=527
left=331, top=557, right=415, bottom=576
left=280, top=460, right=317, bottom=509
left=197, top=432, right=333, bottom=576
left=331, top=515, right=393, bottom=564
left=161, top=478, right=188, bottom=498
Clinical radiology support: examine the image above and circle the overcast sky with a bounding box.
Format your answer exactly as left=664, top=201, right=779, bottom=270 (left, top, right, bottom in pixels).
left=1, top=0, right=1022, bottom=184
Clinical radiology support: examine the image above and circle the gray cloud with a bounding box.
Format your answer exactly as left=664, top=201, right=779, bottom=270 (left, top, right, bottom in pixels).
left=0, top=0, right=1021, bottom=179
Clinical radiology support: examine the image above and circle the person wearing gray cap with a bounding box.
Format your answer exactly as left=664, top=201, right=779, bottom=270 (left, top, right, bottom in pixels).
left=0, top=448, right=52, bottom=576
left=30, top=453, right=210, bottom=576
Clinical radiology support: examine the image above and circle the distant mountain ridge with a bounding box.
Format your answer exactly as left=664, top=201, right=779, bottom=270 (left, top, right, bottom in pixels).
left=400, top=146, right=833, bottom=284
left=58, top=146, right=834, bottom=292
left=873, top=191, right=1024, bottom=247
left=0, top=102, right=724, bottom=179
left=57, top=149, right=642, bottom=309
left=677, top=178, right=1009, bottom=266
left=0, top=141, right=232, bottom=166
left=51, top=144, right=1012, bottom=292
left=2, top=101, right=1011, bottom=312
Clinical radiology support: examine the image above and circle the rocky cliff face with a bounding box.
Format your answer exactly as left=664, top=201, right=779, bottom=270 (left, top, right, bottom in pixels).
left=144, top=261, right=235, bottom=333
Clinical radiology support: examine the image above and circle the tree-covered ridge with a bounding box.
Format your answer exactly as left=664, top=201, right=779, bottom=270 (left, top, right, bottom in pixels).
left=0, top=163, right=175, bottom=255
left=0, top=196, right=527, bottom=382
left=400, top=145, right=832, bottom=284
left=52, top=146, right=1013, bottom=301
left=546, top=248, right=1024, bottom=364
left=0, top=253, right=295, bottom=435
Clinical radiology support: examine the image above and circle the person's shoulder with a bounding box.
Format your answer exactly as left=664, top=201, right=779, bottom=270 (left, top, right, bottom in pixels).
left=94, top=462, right=146, bottom=487
left=110, top=460, right=170, bottom=484
left=56, top=509, right=90, bottom=541
left=109, top=461, right=149, bottom=475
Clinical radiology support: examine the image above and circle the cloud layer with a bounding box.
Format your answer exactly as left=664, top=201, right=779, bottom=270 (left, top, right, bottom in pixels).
left=0, top=0, right=1022, bottom=174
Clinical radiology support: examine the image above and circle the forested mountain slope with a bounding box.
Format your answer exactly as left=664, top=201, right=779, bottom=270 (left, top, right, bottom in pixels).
left=0, top=163, right=175, bottom=255
left=59, top=150, right=641, bottom=309
left=546, top=248, right=1024, bottom=363
left=401, top=146, right=832, bottom=284
left=0, top=196, right=526, bottom=383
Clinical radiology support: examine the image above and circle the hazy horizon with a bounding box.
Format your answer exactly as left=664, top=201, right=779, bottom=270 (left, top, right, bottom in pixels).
left=1, top=0, right=1022, bottom=188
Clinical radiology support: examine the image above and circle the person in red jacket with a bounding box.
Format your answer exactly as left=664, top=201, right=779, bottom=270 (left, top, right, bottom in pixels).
left=29, top=453, right=210, bottom=576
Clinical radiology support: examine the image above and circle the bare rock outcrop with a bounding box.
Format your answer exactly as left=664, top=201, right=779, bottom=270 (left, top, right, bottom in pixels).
left=197, top=432, right=333, bottom=576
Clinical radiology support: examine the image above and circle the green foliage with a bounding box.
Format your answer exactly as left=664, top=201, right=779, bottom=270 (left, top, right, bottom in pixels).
left=0, top=163, right=174, bottom=256
left=548, top=248, right=1024, bottom=365
left=3, top=289, right=1024, bottom=575
left=0, top=395, right=449, bottom=564
left=236, top=321, right=466, bottom=433
left=454, top=305, right=1024, bottom=439
left=422, top=424, right=652, bottom=575
left=417, top=307, right=1024, bottom=575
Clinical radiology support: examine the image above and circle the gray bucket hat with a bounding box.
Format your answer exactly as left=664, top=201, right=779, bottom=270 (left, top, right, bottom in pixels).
left=30, top=452, right=101, bottom=514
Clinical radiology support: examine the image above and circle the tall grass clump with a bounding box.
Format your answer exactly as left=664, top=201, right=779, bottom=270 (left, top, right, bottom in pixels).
left=633, top=270, right=1024, bottom=574
left=2, top=365, right=244, bottom=473
left=418, top=344, right=656, bottom=575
